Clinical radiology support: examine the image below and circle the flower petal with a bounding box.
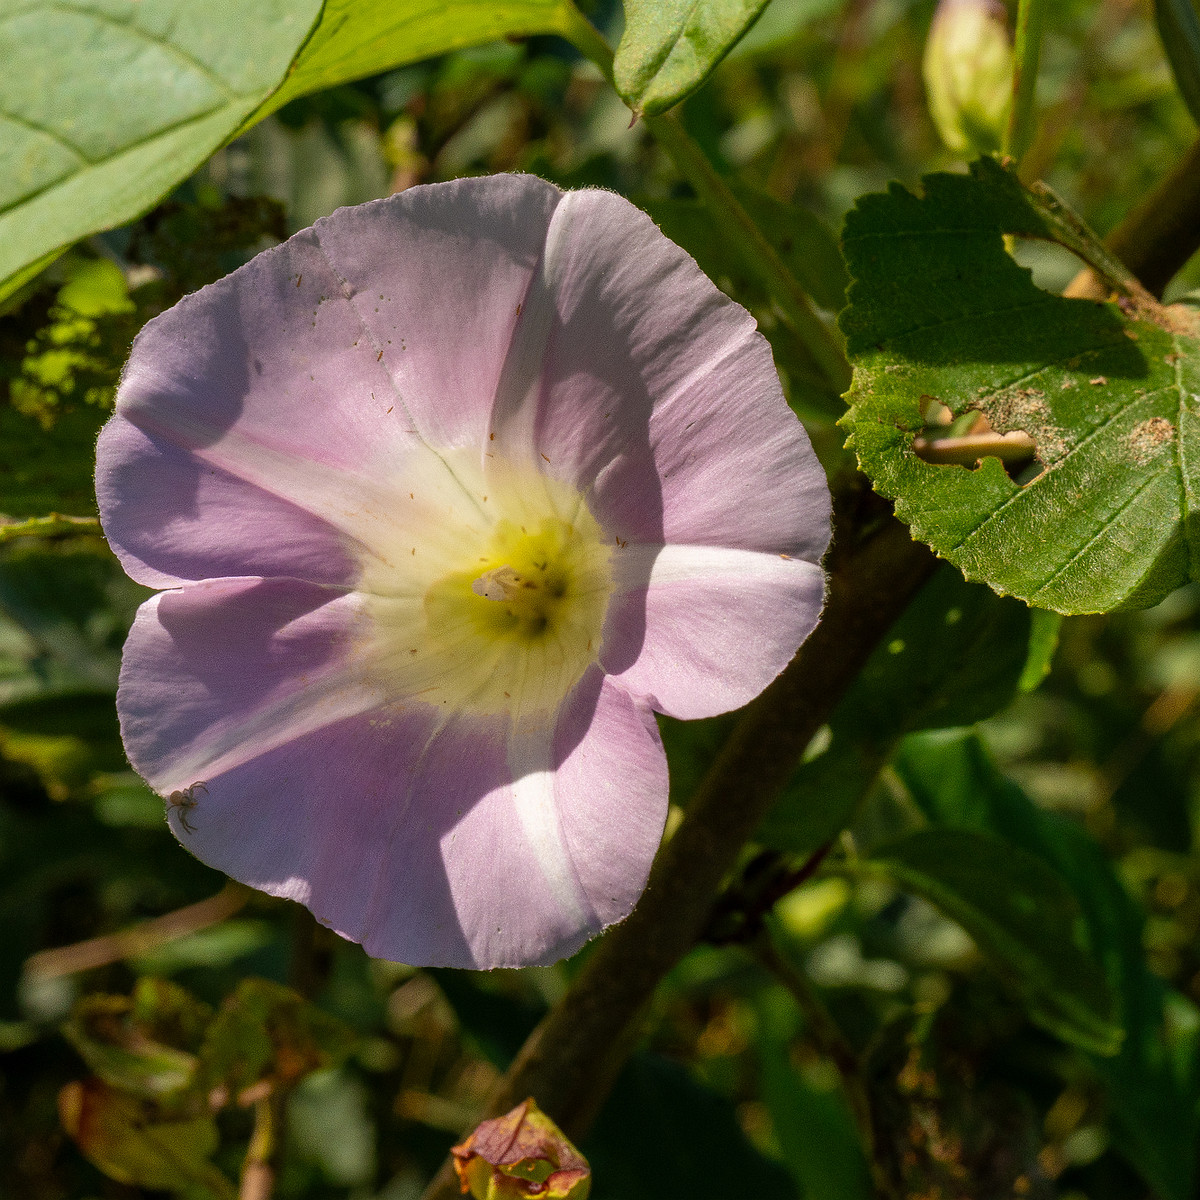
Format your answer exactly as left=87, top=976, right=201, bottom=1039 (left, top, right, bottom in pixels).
left=362, top=670, right=667, bottom=967
left=143, top=666, right=666, bottom=969
left=489, top=188, right=830, bottom=560
left=118, top=578, right=381, bottom=792
left=96, top=417, right=358, bottom=588
left=602, top=545, right=826, bottom=719
left=310, top=174, right=563, bottom=452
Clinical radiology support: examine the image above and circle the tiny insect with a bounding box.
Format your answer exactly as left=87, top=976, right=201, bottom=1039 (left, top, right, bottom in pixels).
left=167, top=782, right=207, bottom=834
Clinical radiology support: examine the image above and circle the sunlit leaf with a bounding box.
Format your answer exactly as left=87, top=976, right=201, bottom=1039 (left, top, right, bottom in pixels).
left=0, top=0, right=575, bottom=301
left=249, top=0, right=576, bottom=122
left=0, top=0, right=322, bottom=302
left=840, top=156, right=1200, bottom=614
left=614, top=0, right=771, bottom=115
left=864, top=827, right=1123, bottom=1056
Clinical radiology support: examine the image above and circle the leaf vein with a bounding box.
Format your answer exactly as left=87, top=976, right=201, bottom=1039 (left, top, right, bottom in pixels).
left=0, top=110, right=91, bottom=163
left=20, top=2, right=249, bottom=100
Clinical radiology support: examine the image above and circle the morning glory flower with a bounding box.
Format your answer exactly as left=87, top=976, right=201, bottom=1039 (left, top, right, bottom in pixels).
left=96, top=174, right=830, bottom=969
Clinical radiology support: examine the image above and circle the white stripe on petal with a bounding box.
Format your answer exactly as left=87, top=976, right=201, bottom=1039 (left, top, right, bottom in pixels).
left=611, top=542, right=826, bottom=591
left=489, top=191, right=581, bottom=463
left=506, top=721, right=594, bottom=934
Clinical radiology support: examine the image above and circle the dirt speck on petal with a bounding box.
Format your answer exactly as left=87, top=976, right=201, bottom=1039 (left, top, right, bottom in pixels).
left=1128, top=416, right=1175, bottom=464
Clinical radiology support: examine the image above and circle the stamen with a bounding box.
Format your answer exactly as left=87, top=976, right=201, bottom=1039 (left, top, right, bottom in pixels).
left=472, top=564, right=529, bottom=601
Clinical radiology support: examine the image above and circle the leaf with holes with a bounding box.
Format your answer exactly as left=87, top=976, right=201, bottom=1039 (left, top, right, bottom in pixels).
left=840, top=155, right=1200, bottom=615
left=614, top=0, right=772, bottom=116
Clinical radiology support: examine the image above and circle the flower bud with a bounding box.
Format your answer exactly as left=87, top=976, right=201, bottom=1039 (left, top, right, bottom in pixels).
left=451, top=1100, right=590, bottom=1199
left=923, top=0, right=1013, bottom=155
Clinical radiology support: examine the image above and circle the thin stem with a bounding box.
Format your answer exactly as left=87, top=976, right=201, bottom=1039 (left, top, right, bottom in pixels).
left=240, top=1090, right=285, bottom=1200
left=419, top=514, right=935, bottom=1200
left=643, top=112, right=852, bottom=397
left=22, top=881, right=249, bottom=980
left=558, top=2, right=852, bottom=400
left=752, top=926, right=877, bottom=1164
left=1003, top=0, right=1048, bottom=164
left=0, top=513, right=102, bottom=543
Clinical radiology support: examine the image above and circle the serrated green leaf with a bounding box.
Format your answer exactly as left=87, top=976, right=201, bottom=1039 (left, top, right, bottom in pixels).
left=840, top=156, right=1200, bottom=615
left=0, top=0, right=575, bottom=302
left=249, top=0, right=575, bottom=122
left=0, top=0, right=322, bottom=303
left=863, top=827, right=1123, bottom=1056
left=614, top=0, right=771, bottom=116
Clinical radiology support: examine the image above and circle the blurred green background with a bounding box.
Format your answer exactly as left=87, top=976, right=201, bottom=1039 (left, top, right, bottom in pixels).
left=5, top=1, right=1200, bottom=1197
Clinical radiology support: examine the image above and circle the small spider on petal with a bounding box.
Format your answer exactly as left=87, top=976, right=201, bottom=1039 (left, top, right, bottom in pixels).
left=166, top=781, right=207, bottom=834
left=96, top=174, right=830, bottom=970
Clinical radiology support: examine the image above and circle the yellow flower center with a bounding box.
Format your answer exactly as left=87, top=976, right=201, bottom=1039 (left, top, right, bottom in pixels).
left=358, top=452, right=613, bottom=722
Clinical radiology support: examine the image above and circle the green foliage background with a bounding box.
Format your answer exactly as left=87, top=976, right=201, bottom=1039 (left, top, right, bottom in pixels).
left=5, top=1, right=1200, bottom=1198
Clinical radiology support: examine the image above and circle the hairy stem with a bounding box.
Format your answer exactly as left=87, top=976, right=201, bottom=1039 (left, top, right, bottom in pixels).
left=1003, top=0, right=1048, bottom=164
left=420, top=513, right=936, bottom=1200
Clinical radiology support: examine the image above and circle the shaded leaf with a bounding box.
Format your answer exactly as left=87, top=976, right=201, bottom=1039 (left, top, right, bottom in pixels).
left=614, top=0, right=771, bottom=116
left=645, top=187, right=848, bottom=418
left=755, top=987, right=872, bottom=1200
left=1156, top=0, right=1200, bottom=127
left=63, top=979, right=210, bottom=1100
left=864, top=827, right=1122, bottom=1055
left=895, top=729, right=1200, bottom=1200
left=840, top=156, right=1200, bottom=614
left=583, top=1053, right=798, bottom=1200
left=58, top=1078, right=232, bottom=1198
left=199, top=978, right=355, bottom=1099
left=760, top=564, right=1029, bottom=853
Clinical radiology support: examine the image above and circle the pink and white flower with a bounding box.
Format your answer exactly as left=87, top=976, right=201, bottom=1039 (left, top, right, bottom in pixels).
left=96, top=175, right=830, bottom=969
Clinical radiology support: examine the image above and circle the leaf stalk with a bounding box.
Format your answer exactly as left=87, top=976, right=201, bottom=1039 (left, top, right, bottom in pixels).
left=1003, top=0, right=1048, bottom=164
